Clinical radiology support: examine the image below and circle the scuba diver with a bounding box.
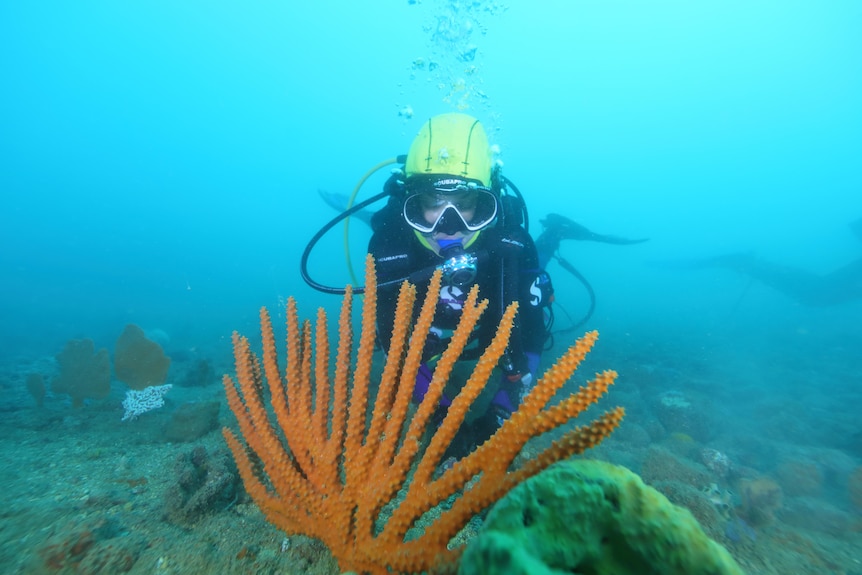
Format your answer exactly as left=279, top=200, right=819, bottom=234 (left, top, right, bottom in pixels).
left=319, top=193, right=648, bottom=271
left=677, top=217, right=862, bottom=308
left=303, top=112, right=647, bottom=460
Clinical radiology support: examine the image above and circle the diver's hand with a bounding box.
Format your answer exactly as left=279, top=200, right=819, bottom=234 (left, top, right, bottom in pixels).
left=510, top=372, right=534, bottom=403
left=499, top=371, right=534, bottom=409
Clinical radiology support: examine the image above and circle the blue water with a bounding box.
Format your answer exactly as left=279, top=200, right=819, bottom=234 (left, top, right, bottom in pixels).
left=2, top=1, right=860, bottom=359
left=1, top=3, right=862, bottom=571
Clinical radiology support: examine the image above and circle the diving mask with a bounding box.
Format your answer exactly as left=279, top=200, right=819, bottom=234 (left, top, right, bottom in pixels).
left=403, top=178, right=498, bottom=235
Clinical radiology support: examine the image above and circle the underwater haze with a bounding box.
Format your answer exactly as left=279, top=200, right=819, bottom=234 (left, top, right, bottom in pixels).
left=2, top=1, right=860, bottom=355
left=1, top=1, right=861, bottom=573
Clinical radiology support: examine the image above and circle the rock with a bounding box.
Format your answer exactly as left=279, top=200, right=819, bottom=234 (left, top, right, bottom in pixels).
left=458, top=459, right=743, bottom=575
left=162, top=400, right=220, bottom=442
left=775, top=458, right=823, bottom=497
left=639, top=446, right=712, bottom=488
left=654, top=390, right=714, bottom=442
left=163, top=446, right=238, bottom=525
left=780, top=497, right=852, bottom=535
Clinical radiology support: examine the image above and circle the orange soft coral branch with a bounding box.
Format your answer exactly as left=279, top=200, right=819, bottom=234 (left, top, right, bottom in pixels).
left=221, top=254, right=624, bottom=575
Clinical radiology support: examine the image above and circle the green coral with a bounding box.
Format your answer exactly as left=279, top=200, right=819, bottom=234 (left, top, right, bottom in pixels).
left=459, top=459, right=744, bottom=575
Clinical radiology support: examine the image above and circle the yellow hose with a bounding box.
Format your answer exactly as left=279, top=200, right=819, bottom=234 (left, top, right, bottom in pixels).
left=344, top=157, right=400, bottom=285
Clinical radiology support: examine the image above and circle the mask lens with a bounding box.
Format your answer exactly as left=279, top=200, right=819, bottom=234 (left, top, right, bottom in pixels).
left=467, top=190, right=497, bottom=230
left=403, top=186, right=497, bottom=234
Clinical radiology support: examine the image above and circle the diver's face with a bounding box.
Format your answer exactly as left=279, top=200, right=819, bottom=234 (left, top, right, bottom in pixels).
left=403, top=181, right=497, bottom=241
left=419, top=191, right=478, bottom=237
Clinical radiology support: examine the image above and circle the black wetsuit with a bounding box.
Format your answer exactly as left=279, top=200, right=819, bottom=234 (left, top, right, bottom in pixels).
left=368, top=200, right=548, bottom=381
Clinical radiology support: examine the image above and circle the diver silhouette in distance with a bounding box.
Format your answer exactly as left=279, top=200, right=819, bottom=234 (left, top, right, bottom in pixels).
left=680, top=217, right=862, bottom=307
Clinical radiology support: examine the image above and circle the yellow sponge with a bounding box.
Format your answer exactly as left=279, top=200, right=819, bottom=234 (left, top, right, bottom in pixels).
left=459, top=459, right=744, bottom=575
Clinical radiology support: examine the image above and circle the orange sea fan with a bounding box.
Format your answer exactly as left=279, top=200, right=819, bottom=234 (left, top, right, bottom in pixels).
left=222, top=254, right=624, bottom=575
